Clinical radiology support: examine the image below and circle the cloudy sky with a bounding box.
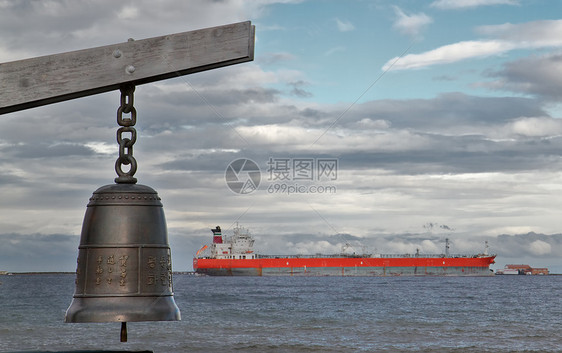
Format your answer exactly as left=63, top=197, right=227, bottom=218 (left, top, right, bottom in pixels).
left=1, top=0, right=561, bottom=273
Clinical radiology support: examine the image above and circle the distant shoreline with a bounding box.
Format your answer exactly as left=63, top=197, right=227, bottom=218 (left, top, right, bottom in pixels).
left=0, top=271, right=198, bottom=276
left=0, top=272, right=75, bottom=275
left=1, top=271, right=559, bottom=276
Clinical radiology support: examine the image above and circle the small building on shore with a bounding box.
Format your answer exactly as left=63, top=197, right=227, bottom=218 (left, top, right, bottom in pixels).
left=496, top=264, right=549, bottom=275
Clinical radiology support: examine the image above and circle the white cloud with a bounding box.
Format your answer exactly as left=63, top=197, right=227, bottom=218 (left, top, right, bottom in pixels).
left=291, top=240, right=344, bottom=254
left=477, top=20, right=562, bottom=47
left=507, top=117, right=562, bottom=137
left=335, top=18, right=355, bottom=32
left=236, top=124, right=431, bottom=153
left=84, top=142, right=114, bottom=154
left=383, top=19, right=562, bottom=71
left=529, top=239, right=551, bottom=255
left=324, top=46, right=345, bottom=56
left=117, top=5, right=139, bottom=20
left=420, top=239, right=440, bottom=253
left=258, top=52, right=296, bottom=64
left=383, top=40, right=515, bottom=71
left=356, top=118, right=391, bottom=130
left=431, top=0, right=519, bottom=10
left=392, top=6, right=432, bottom=38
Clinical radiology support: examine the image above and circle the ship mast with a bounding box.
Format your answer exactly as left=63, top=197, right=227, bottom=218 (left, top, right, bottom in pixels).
left=445, top=238, right=450, bottom=257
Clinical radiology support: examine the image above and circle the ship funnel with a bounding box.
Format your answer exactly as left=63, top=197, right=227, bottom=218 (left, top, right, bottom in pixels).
left=212, top=226, right=223, bottom=244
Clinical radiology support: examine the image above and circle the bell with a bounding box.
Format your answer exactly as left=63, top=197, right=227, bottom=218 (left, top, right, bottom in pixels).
left=65, top=183, right=181, bottom=326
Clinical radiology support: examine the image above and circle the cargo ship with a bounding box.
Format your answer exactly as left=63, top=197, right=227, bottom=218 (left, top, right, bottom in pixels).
left=193, top=225, right=496, bottom=276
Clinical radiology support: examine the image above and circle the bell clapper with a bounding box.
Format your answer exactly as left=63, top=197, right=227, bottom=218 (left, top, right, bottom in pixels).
left=121, top=322, right=127, bottom=342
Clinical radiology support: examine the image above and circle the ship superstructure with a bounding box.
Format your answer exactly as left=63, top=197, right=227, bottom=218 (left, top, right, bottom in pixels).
left=193, top=225, right=496, bottom=276
left=207, top=225, right=256, bottom=260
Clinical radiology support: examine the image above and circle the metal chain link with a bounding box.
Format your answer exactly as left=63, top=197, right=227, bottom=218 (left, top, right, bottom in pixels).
left=114, top=84, right=138, bottom=184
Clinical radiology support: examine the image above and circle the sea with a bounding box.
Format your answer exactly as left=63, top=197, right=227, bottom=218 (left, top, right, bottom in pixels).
left=0, top=274, right=560, bottom=353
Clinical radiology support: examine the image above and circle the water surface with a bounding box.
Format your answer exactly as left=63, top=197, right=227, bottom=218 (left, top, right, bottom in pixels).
left=0, top=274, right=560, bottom=352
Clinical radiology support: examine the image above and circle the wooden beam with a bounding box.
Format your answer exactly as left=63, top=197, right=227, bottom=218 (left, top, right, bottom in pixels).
left=0, top=21, right=255, bottom=115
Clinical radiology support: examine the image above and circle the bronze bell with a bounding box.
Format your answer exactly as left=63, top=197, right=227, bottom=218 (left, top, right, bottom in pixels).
left=65, top=183, right=181, bottom=329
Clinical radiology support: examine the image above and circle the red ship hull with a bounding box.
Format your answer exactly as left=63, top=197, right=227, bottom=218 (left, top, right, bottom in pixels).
left=193, top=255, right=496, bottom=276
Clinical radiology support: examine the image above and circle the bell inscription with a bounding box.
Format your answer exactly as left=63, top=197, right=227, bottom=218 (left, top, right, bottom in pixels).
left=75, top=248, right=136, bottom=295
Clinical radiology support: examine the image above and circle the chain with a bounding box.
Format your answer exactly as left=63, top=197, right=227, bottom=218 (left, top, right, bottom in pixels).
left=114, top=84, right=138, bottom=184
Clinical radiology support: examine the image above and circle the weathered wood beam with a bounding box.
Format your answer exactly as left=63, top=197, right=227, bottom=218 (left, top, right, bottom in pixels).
left=0, top=21, right=255, bottom=115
